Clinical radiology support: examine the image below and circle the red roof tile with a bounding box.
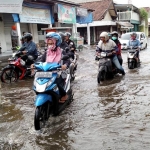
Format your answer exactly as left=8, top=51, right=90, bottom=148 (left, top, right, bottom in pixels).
left=80, top=0, right=113, bottom=21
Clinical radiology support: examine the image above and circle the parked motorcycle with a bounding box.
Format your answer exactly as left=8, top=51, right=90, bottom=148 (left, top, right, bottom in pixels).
left=33, top=59, right=73, bottom=130
left=96, top=51, right=120, bottom=84
left=127, top=46, right=140, bottom=69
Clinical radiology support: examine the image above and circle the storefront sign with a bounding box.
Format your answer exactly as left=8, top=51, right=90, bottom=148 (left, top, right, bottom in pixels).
left=58, top=4, right=76, bottom=24
left=0, top=0, right=23, bottom=14
left=19, top=7, right=51, bottom=24
left=77, top=12, right=93, bottom=24
left=77, top=8, right=88, bottom=17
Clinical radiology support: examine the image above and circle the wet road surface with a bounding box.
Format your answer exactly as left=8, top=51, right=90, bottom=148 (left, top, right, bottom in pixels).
left=1, top=40, right=150, bottom=150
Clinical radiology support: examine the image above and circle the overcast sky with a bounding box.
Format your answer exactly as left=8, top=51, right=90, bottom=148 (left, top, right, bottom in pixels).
left=114, top=0, right=150, bottom=8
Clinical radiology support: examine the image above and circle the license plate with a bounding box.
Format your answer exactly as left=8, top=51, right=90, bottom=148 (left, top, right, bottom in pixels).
left=101, top=52, right=107, bottom=57
left=35, top=72, right=52, bottom=78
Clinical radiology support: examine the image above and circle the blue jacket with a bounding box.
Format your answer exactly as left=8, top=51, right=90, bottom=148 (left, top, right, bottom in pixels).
left=20, top=41, right=38, bottom=56
left=127, top=39, right=141, bottom=49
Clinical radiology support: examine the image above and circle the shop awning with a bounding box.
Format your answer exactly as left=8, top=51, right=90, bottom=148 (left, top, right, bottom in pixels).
left=117, top=21, right=134, bottom=29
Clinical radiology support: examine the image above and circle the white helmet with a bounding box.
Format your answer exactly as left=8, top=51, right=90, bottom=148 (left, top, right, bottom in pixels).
left=100, top=32, right=109, bottom=41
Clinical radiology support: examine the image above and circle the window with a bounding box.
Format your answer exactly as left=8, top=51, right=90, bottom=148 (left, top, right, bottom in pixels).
left=121, top=33, right=139, bottom=40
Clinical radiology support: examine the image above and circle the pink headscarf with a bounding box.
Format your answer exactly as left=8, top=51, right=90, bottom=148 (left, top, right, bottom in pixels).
left=46, top=38, right=61, bottom=63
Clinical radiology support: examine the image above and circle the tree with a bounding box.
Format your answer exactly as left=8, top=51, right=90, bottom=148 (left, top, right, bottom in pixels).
left=140, top=8, right=148, bottom=20
left=139, top=8, right=148, bottom=36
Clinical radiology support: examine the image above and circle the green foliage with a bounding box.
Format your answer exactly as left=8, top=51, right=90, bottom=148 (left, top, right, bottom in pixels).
left=139, top=25, right=144, bottom=32
left=140, top=8, right=148, bottom=20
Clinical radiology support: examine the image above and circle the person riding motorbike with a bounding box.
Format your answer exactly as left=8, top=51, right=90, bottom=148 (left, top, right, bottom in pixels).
left=59, top=32, right=77, bottom=80
left=19, top=33, right=38, bottom=66
left=111, top=31, right=123, bottom=65
left=96, top=32, right=125, bottom=75
left=127, top=32, right=141, bottom=63
left=64, top=32, right=76, bottom=60
left=31, top=32, right=69, bottom=102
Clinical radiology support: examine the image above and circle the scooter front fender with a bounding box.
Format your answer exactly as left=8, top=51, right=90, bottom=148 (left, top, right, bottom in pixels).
left=35, top=94, right=52, bottom=107
left=99, top=66, right=107, bottom=72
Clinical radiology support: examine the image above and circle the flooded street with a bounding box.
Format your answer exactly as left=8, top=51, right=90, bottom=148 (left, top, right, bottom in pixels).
left=1, top=40, right=150, bottom=150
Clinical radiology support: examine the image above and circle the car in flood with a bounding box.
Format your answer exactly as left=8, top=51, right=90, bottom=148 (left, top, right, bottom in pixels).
left=120, top=32, right=148, bottom=50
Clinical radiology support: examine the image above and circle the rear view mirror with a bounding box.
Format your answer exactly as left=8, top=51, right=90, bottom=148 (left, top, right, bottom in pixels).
left=140, top=42, right=143, bottom=45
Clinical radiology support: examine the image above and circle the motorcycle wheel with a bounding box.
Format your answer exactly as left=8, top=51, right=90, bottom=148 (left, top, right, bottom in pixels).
left=128, top=62, right=134, bottom=69
left=34, top=103, right=50, bottom=130
left=97, top=70, right=106, bottom=84
left=1, top=68, right=18, bottom=83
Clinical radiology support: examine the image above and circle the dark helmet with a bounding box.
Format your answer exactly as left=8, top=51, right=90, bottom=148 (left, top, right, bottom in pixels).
left=23, top=33, right=32, bottom=41
left=59, top=32, right=65, bottom=40
left=111, top=31, right=119, bottom=37
left=130, top=32, right=137, bottom=37
left=64, top=32, right=71, bottom=38
left=46, top=32, right=62, bottom=46
left=20, top=36, right=24, bottom=41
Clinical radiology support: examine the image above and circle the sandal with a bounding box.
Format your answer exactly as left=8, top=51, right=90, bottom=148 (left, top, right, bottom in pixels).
left=59, top=95, right=68, bottom=103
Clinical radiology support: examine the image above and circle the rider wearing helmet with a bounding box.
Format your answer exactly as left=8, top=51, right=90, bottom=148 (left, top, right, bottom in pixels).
left=111, top=31, right=123, bottom=65
left=96, top=31, right=125, bottom=75
left=59, top=32, right=70, bottom=52
left=127, top=32, right=141, bottom=63
left=31, top=32, right=68, bottom=102
left=20, top=33, right=38, bottom=65
left=64, top=32, right=76, bottom=59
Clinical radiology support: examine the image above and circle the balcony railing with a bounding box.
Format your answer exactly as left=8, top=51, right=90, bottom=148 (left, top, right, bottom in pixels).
left=117, top=11, right=140, bottom=21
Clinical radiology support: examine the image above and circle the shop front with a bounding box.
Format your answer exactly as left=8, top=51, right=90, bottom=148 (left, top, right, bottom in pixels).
left=19, top=2, right=53, bottom=45
left=0, top=0, right=23, bottom=53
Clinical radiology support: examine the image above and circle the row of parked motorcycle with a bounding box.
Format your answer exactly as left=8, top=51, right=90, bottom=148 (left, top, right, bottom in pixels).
left=0, top=45, right=78, bottom=130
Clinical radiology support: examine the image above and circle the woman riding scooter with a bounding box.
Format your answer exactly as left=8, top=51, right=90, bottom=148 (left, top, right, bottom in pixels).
left=111, top=31, right=123, bottom=65
left=31, top=32, right=69, bottom=102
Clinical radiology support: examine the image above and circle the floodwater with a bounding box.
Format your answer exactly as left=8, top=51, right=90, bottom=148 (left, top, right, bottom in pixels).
left=1, top=41, right=150, bottom=150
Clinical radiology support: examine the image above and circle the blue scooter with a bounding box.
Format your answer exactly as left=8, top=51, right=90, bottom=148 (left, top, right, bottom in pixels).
left=33, top=60, right=73, bottom=130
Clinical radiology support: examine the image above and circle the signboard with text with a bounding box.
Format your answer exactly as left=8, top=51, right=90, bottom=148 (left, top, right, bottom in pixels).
left=58, top=4, right=76, bottom=24
left=19, top=7, right=51, bottom=24
left=0, top=0, right=23, bottom=14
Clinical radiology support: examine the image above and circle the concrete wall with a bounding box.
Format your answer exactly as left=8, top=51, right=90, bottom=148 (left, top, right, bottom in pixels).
left=0, top=14, right=7, bottom=53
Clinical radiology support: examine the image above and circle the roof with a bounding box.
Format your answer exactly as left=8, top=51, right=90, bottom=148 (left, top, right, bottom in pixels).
left=31, top=0, right=80, bottom=6
left=117, top=21, right=134, bottom=29
left=80, top=0, right=117, bottom=21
